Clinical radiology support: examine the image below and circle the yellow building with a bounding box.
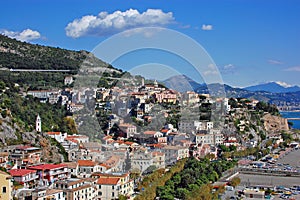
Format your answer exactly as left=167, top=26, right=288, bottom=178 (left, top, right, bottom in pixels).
left=0, top=171, right=12, bottom=200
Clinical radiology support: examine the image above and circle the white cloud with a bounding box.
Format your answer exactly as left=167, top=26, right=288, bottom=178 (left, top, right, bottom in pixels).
left=223, top=64, right=235, bottom=70
left=201, top=24, right=213, bottom=31
left=203, top=64, right=219, bottom=75
left=65, top=9, right=174, bottom=38
left=268, top=59, right=283, bottom=65
left=284, top=66, right=300, bottom=72
left=0, top=29, right=41, bottom=42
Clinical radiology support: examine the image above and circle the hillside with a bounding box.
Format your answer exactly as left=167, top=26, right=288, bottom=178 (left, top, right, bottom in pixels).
left=0, top=34, right=113, bottom=89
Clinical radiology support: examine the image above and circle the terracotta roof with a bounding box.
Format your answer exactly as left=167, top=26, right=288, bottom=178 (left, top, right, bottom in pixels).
left=78, top=160, right=96, bottom=167
left=144, top=131, right=156, bottom=135
left=46, top=189, right=63, bottom=195
left=9, top=169, right=36, bottom=176
left=67, top=135, right=88, bottom=139
left=146, top=143, right=163, bottom=148
left=152, top=151, right=164, bottom=156
left=124, top=141, right=134, bottom=145
left=62, top=162, right=78, bottom=169
left=160, top=129, right=169, bottom=133
left=47, top=132, right=61, bottom=135
left=28, top=163, right=66, bottom=170
left=99, top=163, right=111, bottom=169
left=97, top=177, right=120, bottom=185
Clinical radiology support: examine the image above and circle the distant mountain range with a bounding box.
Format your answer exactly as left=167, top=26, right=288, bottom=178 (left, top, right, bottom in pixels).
left=163, top=75, right=300, bottom=106
left=244, top=82, right=300, bottom=93
left=162, top=75, right=203, bottom=92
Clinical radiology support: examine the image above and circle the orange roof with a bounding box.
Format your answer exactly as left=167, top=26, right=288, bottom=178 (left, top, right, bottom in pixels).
left=146, top=143, right=163, bottom=148
left=119, top=123, right=136, bottom=128
left=78, top=160, right=96, bottom=167
left=124, top=141, right=134, bottom=145
left=67, top=135, right=88, bottom=139
left=99, top=163, right=111, bottom=169
left=103, top=135, right=112, bottom=140
left=160, top=129, right=169, bottom=133
left=144, top=131, right=156, bottom=135
left=47, top=132, right=61, bottom=135
left=65, top=138, right=78, bottom=143
left=152, top=151, right=164, bottom=156
left=97, top=177, right=120, bottom=185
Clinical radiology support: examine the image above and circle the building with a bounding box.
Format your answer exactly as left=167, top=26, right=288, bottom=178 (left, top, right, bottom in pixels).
left=9, top=169, right=38, bottom=188
left=152, top=151, right=165, bottom=169
left=118, top=123, right=137, bottom=138
left=9, top=146, right=42, bottom=166
left=154, top=89, right=178, bottom=104
left=36, top=114, right=41, bottom=133
left=95, top=173, right=134, bottom=200
left=46, top=132, right=67, bottom=143
left=55, top=178, right=96, bottom=200
left=162, top=145, right=189, bottom=166
left=31, top=188, right=65, bottom=200
left=195, top=130, right=224, bottom=146
left=28, top=164, right=69, bottom=185
left=178, top=121, right=214, bottom=133
left=77, top=160, right=100, bottom=178
left=64, top=76, right=74, bottom=85
left=0, top=171, right=12, bottom=200
left=63, top=162, right=79, bottom=178
left=130, top=149, right=154, bottom=173
left=66, top=135, right=89, bottom=144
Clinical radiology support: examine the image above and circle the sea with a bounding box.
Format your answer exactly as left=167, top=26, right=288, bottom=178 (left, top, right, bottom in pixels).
left=280, top=111, right=300, bottom=130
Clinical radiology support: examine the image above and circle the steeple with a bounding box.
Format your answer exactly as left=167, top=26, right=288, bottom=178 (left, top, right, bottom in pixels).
left=154, top=80, right=158, bottom=88
left=36, top=114, right=41, bottom=132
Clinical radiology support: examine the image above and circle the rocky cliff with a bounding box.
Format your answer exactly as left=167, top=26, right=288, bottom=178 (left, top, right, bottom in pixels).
left=263, top=113, right=289, bottom=133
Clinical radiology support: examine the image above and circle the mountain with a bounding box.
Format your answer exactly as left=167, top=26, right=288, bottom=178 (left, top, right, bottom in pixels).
left=162, top=76, right=300, bottom=106
left=162, top=75, right=203, bottom=92
left=244, top=82, right=300, bottom=93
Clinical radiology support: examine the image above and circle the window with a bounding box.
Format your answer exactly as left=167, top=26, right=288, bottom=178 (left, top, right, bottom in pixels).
left=2, top=186, right=6, bottom=193
left=112, top=192, right=115, bottom=197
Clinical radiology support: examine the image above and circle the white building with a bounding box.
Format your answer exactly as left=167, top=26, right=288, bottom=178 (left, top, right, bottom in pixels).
left=64, top=76, right=74, bottom=85
left=46, top=132, right=67, bottom=143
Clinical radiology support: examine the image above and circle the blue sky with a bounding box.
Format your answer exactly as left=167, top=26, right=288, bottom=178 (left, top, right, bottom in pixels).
left=1, top=0, right=300, bottom=87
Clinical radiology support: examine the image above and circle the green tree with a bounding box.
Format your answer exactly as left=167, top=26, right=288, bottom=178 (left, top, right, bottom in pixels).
left=230, top=177, right=241, bottom=187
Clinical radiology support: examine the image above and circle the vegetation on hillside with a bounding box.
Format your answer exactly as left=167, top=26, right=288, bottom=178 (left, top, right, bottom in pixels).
left=135, top=159, right=186, bottom=200
left=0, top=81, right=76, bottom=135
left=156, top=158, right=236, bottom=200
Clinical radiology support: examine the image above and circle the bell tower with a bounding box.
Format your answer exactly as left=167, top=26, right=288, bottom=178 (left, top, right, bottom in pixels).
left=36, top=114, right=41, bottom=132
